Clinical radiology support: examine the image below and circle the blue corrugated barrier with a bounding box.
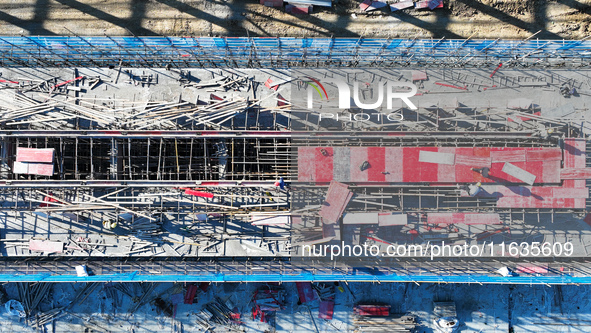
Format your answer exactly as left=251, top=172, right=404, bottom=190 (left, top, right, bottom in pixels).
left=1, top=272, right=591, bottom=284
left=0, top=36, right=588, bottom=67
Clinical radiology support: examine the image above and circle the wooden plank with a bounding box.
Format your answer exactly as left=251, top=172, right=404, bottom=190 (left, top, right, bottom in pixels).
left=16, top=147, right=54, bottom=163
left=455, top=155, right=491, bottom=168
left=491, top=150, right=526, bottom=162
left=502, top=162, right=536, bottom=185
left=526, top=148, right=562, bottom=161
left=378, top=213, right=408, bottom=226
left=342, top=212, right=379, bottom=224
left=418, top=150, right=455, bottom=165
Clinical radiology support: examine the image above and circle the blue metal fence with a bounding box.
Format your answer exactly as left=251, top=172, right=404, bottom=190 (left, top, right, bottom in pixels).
left=2, top=272, right=591, bottom=284
left=0, top=36, right=588, bottom=67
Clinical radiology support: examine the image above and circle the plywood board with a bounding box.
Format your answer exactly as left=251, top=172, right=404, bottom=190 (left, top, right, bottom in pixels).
left=342, top=212, right=379, bottom=224
left=378, top=213, right=408, bottom=226
left=418, top=150, right=455, bottom=165
left=502, top=162, right=536, bottom=185
left=29, top=240, right=63, bottom=253
left=13, top=161, right=28, bottom=174
left=251, top=215, right=291, bottom=225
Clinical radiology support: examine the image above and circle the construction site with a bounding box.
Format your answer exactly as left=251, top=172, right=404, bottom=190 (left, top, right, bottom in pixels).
left=0, top=1, right=589, bottom=332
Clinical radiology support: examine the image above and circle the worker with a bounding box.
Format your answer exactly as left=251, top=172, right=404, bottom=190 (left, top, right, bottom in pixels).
left=274, top=177, right=285, bottom=190
left=467, top=182, right=482, bottom=197
left=470, top=167, right=490, bottom=178
left=103, top=220, right=118, bottom=230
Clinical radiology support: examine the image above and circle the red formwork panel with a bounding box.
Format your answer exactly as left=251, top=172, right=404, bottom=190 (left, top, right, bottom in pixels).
left=464, top=214, right=501, bottom=225
left=564, top=138, right=586, bottom=168
left=427, top=213, right=457, bottom=224
left=563, top=179, right=586, bottom=188
left=16, top=148, right=54, bottom=163
left=528, top=186, right=554, bottom=198
left=490, top=149, right=527, bottom=163
left=561, top=168, right=591, bottom=179
left=497, top=196, right=577, bottom=208
left=552, top=188, right=589, bottom=198
left=297, top=147, right=316, bottom=181
left=563, top=138, right=586, bottom=189
left=497, top=196, right=531, bottom=208
left=27, top=163, right=54, bottom=176
left=525, top=161, right=544, bottom=181
left=315, top=147, right=334, bottom=182
left=350, top=147, right=369, bottom=182
left=427, top=213, right=500, bottom=225
left=563, top=142, right=586, bottom=187
left=318, top=181, right=352, bottom=223
left=298, top=146, right=565, bottom=184
left=418, top=147, right=439, bottom=182
left=473, top=147, right=491, bottom=157
left=295, top=282, right=317, bottom=304
left=354, top=305, right=390, bottom=316
left=437, top=147, right=456, bottom=182
left=454, top=148, right=476, bottom=182
left=385, top=147, right=404, bottom=182
left=526, top=148, right=562, bottom=161
left=542, top=160, right=561, bottom=183
left=367, top=147, right=386, bottom=182
left=318, top=300, right=335, bottom=320
left=515, top=265, right=548, bottom=274
left=402, top=147, right=421, bottom=182
left=455, top=154, right=491, bottom=168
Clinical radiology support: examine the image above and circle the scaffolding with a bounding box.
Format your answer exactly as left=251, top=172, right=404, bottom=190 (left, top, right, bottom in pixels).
left=0, top=48, right=590, bottom=283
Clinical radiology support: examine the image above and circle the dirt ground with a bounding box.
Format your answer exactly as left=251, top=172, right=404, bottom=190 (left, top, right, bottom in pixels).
left=0, top=0, right=589, bottom=39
